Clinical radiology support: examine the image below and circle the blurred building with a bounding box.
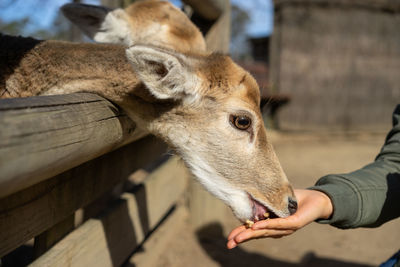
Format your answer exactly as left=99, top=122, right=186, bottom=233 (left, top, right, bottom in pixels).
left=249, top=36, right=270, bottom=64
left=270, top=0, right=400, bottom=131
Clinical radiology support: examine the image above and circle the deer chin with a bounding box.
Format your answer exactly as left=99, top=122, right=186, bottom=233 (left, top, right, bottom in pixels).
left=181, top=153, right=287, bottom=223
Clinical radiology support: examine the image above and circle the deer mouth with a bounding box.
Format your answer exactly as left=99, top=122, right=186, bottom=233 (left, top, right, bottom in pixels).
left=248, top=194, right=278, bottom=221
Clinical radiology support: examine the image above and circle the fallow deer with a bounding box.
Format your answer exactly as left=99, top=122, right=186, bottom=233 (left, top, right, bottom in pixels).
left=61, top=0, right=206, bottom=52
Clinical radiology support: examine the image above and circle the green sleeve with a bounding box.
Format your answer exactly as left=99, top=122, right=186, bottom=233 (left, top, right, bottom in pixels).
left=309, top=105, right=400, bottom=229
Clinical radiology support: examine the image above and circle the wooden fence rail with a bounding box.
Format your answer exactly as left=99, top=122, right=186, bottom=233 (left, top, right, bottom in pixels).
left=29, top=157, right=188, bottom=267
left=0, top=133, right=168, bottom=257
left=0, top=93, right=146, bottom=198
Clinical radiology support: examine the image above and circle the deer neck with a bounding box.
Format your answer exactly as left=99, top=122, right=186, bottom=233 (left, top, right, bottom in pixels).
left=1, top=35, right=140, bottom=102
left=0, top=35, right=182, bottom=132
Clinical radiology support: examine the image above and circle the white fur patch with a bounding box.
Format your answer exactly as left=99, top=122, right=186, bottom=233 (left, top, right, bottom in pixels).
left=184, top=152, right=253, bottom=222
left=93, top=9, right=133, bottom=46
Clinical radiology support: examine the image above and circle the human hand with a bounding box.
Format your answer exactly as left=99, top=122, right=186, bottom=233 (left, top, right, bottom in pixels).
left=226, top=189, right=333, bottom=249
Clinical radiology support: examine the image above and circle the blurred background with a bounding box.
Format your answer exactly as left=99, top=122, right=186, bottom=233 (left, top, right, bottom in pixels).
left=1, top=0, right=398, bottom=131
left=1, top=0, right=399, bottom=266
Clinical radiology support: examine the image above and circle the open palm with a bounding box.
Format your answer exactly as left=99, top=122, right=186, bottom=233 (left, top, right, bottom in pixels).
left=227, top=189, right=333, bottom=249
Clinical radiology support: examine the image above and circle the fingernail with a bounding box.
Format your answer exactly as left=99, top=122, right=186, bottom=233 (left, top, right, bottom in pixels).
left=227, top=243, right=236, bottom=249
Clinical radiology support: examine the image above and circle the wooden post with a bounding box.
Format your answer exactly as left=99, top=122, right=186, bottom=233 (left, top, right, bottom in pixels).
left=68, top=0, right=83, bottom=42
left=183, top=0, right=231, bottom=53
left=203, top=0, right=231, bottom=53
left=184, top=0, right=233, bottom=231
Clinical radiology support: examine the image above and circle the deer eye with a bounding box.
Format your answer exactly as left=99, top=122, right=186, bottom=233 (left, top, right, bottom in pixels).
left=230, top=115, right=251, bottom=130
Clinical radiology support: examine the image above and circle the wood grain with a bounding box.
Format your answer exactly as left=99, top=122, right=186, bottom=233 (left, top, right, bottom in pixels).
left=0, top=135, right=167, bottom=257
left=30, top=157, right=189, bottom=267
left=0, top=93, right=146, bottom=198
left=126, top=205, right=189, bottom=267
left=33, top=215, right=75, bottom=258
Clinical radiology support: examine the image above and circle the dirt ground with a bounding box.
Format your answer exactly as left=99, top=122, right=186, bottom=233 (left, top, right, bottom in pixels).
left=153, top=131, right=400, bottom=267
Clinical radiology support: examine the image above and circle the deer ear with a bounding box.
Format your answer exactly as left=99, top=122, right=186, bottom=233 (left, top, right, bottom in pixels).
left=126, top=45, right=200, bottom=100
left=61, top=3, right=132, bottom=45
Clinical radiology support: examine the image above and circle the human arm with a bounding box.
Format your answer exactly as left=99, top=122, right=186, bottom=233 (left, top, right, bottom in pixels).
left=312, top=105, right=400, bottom=228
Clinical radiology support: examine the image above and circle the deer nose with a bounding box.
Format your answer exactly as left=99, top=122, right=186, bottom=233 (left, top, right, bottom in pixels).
left=288, top=197, right=298, bottom=215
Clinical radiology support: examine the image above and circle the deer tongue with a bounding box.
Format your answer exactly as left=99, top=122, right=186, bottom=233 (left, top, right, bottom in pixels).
left=251, top=198, right=269, bottom=221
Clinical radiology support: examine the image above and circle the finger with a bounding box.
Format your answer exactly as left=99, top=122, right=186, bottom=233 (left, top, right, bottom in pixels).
left=252, top=216, right=301, bottom=230
left=227, top=238, right=238, bottom=249
left=253, top=230, right=295, bottom=240
left=227, top=225, right=247, bottom=240
left=234, top=228, right=295, bottom=244
left=233, top=228, right=256, bottom=243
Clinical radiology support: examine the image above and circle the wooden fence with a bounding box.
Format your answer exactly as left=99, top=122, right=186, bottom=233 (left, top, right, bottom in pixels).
left=0, top=0, right=230, bottom=266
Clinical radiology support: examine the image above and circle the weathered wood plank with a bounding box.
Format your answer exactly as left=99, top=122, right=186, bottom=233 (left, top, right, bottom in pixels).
left=29, top=157, right=189, bottom=267
left=0, top=93, right=147, bottom=198
left=125, top=205, right=189, bottom=267
left=33, top=215, right=75, bottom=258
left=0, top=135, right=167, bottom=257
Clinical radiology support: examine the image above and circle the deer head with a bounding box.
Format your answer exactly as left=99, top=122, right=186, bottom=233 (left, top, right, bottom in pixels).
left=61, top=0, right=206, bottom=52
left=0, top=31, right=296, bottom=221
left=123, top=45, right=297, bottom=222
